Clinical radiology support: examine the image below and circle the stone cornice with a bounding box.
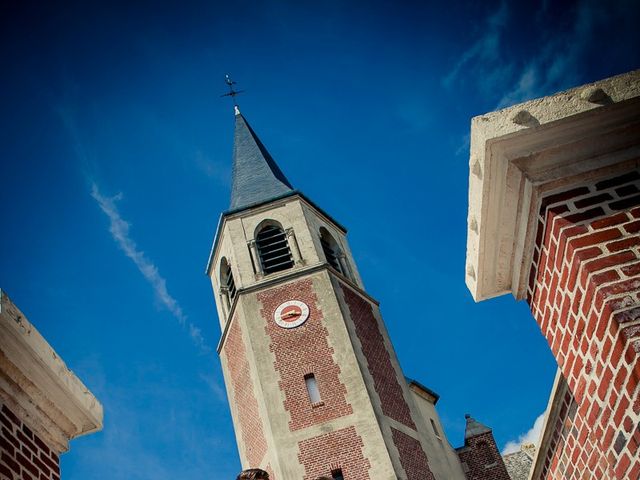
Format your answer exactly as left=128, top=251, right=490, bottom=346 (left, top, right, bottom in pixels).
left=465, top=70, right=640, bottom=302
left=0, top=289, right=103, bottom=453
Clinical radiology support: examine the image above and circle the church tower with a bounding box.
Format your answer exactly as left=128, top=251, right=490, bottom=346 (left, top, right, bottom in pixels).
left=207, top=108, right=466, bottom=480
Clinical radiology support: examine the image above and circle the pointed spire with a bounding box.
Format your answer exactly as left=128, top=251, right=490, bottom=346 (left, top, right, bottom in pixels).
left=464, top=414, right=492, bottom=440
left=229, top=112, right=294, bottom=211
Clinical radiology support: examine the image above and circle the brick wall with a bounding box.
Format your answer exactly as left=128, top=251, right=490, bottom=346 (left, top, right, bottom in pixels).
left=528, top=171, right=640, bottom=479
left=341, top=286, right=416, bottom=430
left=297, top=426, right=371, bottom=480
left=536, top=385, right=580, bottom=478
left=0, top=403, right=60, bottom=480
left=342, top=285, right=439, bottom=478
left=223, top=317, right=268, bottom=469
left=257, top=278, right=352, bottom=431
left=391, top=427, right=435, bottom=480
left=457, top=431, right=510, bottom=480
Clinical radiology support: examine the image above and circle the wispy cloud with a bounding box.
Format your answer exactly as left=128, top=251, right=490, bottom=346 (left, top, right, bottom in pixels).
left=502, top=411, right=546, bottom=455
left=195, top=149, right=230, bottom=186
left=442, top=1, right=509, bottom=89
left=444, top=0, right=614, bottom=110
left=69, top=362, right=234, bottom=480
left=91, top=183, right=210, bottom=353
left=495, top=1, right=601, bottom=108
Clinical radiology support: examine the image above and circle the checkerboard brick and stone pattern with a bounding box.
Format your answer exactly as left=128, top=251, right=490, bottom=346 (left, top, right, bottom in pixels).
left=528, top=171, right=640, bottom=479
left=391, top=427, right=435, bottom=480
left=258, top=279, right=353, bottom=431
left=342, top=286, right=416, bottom=430
left=222, top=317, right=269, bottom=469
left=342, top=285, right=437, bottom=479
left=0, top=403, right=60, bottom=480
left=297, top=426, right=371, bottom=480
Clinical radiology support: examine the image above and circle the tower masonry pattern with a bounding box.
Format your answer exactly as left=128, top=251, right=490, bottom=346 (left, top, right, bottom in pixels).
left=222, top=316, right=269, bottom=468
left=258, top=279, right=353, bottom=432
left=209, top=110, right=470, bottom=479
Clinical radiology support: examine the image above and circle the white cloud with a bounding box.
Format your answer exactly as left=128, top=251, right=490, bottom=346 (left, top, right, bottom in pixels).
left=68, top=364, right=232, bottom=480
left=442, top=2, right=509, bottom=88
left=502, top=411, right=546, bottom=455
left=194, top=149, right=230, bottom=186
left=444, top=0, right=611, bottom=110
left=91, top=183, right=210, bottom=353
left=495, top=0, right=603, bottom=108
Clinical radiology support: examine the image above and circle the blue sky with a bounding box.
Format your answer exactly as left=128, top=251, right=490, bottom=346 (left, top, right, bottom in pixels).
left=1, top=1, right=639, bottom=478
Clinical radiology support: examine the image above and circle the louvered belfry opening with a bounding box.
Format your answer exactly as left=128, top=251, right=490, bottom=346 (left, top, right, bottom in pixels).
left=256, top=224, right=294, bottom=274
left=220, top=259, right=237, bottom=301
left=320, top=228, right=342, bottom=273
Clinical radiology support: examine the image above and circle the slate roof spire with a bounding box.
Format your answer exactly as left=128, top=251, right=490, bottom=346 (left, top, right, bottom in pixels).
left=464, top=413, right=492, bottom=439
left=229, top=108, right=294, bottom=211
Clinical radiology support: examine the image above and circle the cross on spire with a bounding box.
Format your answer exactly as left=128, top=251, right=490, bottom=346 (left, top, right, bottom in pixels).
left=221, top=74, right=245, bottom=111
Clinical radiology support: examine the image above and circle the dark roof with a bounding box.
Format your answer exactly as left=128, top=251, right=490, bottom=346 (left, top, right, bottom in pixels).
left=230, top=111, right=294, bottom=210
left=464, top=414, right=492, bottom=439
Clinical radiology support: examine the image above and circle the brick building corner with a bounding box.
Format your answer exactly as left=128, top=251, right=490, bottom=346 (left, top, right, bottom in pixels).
left=0, top=289, right=103, bottom=479
left=465, top=69, right=640, bottom=479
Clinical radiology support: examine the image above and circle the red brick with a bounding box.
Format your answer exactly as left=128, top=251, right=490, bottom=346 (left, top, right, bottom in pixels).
left=614, top=396, right=630, bottom=425
left=259, top=279, right=354, bottom=432
left=624, top=220, right=640, bottom=234
left=607, top=236, right=640, bottom=252
left=1, top=452, right=20, bottom=474
left=541, top=187, right=591, bottom=213
left=591, top=212, right=630, bottom=229
left=581, top=251, right=637, bottom=289
left=297, top=426, right=373, bottom=480
left=222, top=317, right=268, bottom=467
left=621, top=262, right=640, bottom=277
left=595, top=172, right=640, bottom=190
left=567, top=230, right=620, bottom=262
left=1, top=406, right=20, bottom=426
left=613, top=307, right=640, bottom=325
left=610, top=195, right=640, bottom=210
left=391, top=428, right=437, bottom=480
left=614, top=452, right=631, bottom=479
left=342, top=286, right=416, bottom=430
left=595, top=278, right=640, bottom=312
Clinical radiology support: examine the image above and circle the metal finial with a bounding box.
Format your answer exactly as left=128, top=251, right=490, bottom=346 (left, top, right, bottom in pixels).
left=220, top=74, right=245, bottom=109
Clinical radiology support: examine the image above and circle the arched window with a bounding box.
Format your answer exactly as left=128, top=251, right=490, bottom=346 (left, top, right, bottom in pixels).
left=256, top=222, right=294, bottom=274
left=220, top=257, right=237, bottom=302
left=320, top=227, right=343, bottom=274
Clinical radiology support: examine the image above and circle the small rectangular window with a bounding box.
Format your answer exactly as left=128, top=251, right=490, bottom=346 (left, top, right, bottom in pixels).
left=430, top=418, right=441, bottom=439
left=331, top=469, right=344, bottom=480
left=305, top=374, right=321, bottom=404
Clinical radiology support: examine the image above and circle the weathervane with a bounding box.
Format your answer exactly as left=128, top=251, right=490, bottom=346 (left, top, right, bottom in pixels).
left=221, top=74, right=245, bottom=108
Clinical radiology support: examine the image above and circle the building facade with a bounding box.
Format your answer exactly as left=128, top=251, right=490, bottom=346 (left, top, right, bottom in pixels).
left=465, top=70, right=640, bottom=479
left=207, top=109, right=499, bottom=479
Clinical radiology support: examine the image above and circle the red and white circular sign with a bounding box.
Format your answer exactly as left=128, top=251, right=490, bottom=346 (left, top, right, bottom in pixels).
left=274, top=300, right=310, bottom=329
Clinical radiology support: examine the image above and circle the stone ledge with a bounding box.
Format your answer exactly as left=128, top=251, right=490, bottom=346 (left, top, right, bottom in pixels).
left=465, top=69, right=640, bottom=302
left=0, top=289, right=103, bottom=453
